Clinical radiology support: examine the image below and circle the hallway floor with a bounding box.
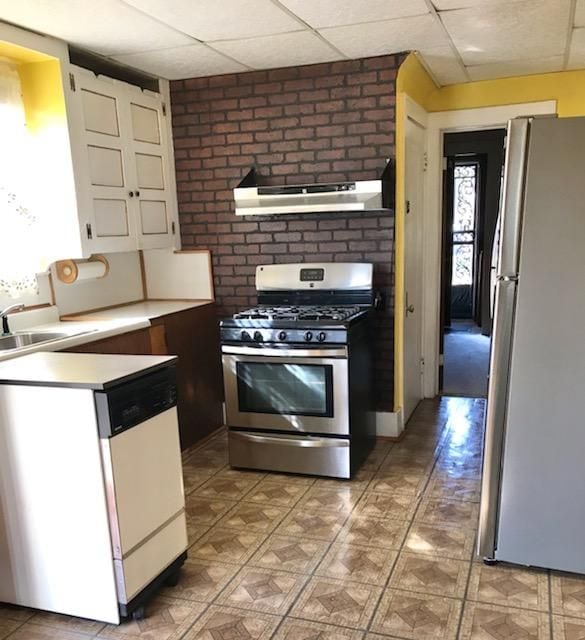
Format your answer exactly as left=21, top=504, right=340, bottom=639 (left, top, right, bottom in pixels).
left=443, top=323, right=491, bottom=397
left=1, top=398, right=584, bottom=639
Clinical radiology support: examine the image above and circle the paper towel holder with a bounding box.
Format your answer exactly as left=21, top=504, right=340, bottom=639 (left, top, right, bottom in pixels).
left=55, top=254, right=110, bottom=284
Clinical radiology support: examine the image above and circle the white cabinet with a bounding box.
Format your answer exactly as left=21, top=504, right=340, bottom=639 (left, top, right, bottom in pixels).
left=69, top=67, right=179, bottom=254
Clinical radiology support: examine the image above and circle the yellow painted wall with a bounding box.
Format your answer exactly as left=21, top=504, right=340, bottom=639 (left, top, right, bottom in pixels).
left=18, top=59, right=68, bottom=133
left=394, top=52, right=585, bottom=415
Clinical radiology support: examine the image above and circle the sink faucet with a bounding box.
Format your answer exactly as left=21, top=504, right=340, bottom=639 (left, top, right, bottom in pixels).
left=1, top=304, right=25, bottom=336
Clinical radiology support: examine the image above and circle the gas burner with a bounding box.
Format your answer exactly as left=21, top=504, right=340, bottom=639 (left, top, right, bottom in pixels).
left=232, top=305, right=362, bottom=323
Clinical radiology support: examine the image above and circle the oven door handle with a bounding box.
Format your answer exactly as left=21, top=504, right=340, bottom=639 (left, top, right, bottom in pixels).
left=231, top=432, right=349, bottom=448
left=221, top=345, right=348, bottom=358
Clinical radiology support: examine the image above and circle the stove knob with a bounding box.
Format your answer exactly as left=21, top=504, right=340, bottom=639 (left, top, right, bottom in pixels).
left=304, top=331, right=313, bottom=342
left=317, top=332, right=327, bottom=342
left=278, top=331, right=287, bottom=341
left=253, top=331, right=264, bottom=343
left=241, top=330, right=251, bottom=341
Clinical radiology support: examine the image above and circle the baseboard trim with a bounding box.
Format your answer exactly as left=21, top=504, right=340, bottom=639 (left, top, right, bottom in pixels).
left=375, top=409, right=404, bottom=439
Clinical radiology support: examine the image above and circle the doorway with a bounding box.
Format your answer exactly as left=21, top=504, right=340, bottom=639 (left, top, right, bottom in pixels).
left=440, top=129, right=506, bottom=397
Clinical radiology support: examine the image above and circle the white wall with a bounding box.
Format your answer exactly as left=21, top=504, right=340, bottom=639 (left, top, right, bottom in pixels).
left=0, top=272, right=52, bottom=311
left=143, top=249, right=214, bottom=300
left=51, top=251, right=143, bottom=315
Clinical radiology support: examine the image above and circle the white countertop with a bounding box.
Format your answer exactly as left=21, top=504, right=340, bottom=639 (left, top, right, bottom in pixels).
left=0, top=299, right=213, bottom=363
left=60, top=300, right=212, bottom=322
left=0, top=352, right=177, bottom=390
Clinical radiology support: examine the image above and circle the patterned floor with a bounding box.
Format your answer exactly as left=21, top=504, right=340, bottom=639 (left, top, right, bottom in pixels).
left=2, top=397, right=585, bottom=639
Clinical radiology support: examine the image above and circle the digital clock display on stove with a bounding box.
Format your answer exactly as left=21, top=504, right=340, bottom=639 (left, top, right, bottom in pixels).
left=300, top=268, right=325, bottom=282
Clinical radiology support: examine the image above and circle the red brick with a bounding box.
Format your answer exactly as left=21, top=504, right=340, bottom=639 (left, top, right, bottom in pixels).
left=284, top=127, right=315, bottom=140
left=254, top=106, right=284, bottom=119
left=269, top=93, right=299, bottom=106
left=240, top=96, right=268, bottom=109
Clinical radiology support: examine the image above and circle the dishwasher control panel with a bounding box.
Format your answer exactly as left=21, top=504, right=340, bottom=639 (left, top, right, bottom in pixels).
left=95, top=365, right=177, bottom=438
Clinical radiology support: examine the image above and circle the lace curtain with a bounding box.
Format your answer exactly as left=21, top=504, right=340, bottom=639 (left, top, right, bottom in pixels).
left=0, top=61, right=42, bottom=298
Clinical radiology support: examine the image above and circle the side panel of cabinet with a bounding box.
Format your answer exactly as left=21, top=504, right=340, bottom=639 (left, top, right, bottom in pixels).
left=71, top=70, right=137, bottom=253
left=161, top=305, right=223, bottom=449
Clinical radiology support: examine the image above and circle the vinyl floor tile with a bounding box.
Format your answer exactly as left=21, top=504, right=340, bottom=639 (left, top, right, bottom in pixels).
left=290, top=576, right=381, bottom=629
left=215, top=566, right=308, bottom=615
left=388, top=552, right=469, bottom=599
left=248, top=534, right=329, bottom=574
left=244, top=480, right=309, bottom=508
left=189, top=526, right=267, bottom=564
left=161, top=558, right=240, bottom=603
left=459, top=601, right=550, bottom=640
left=97, top=596, right=206, bottom=640
left=552, top=573, right=585, bottom=618
left=369, top=588, right=462, bottom=640
left=316, top=543, right=397, bottom=586
left=467, top=563, right=549, bottom=612
left=216, top=502, right=289, bottom=533
left=274, top=507, right=348, bottom=541
left=273, top=617, right=365, bottom=639
left=403, top=521, right=476, bottom=560
left=337, top=514, right=409, bottom=549
left=552, top=615, right=585, bottom=639
left=182, top=605, right=280, bottom=640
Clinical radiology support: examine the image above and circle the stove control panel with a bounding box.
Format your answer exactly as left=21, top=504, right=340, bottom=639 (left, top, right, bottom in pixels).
left=223, top=327, right=347, bottom=344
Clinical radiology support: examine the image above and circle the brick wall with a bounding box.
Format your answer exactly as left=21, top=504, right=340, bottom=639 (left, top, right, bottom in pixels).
left=170, top=54, right=405, bottom=412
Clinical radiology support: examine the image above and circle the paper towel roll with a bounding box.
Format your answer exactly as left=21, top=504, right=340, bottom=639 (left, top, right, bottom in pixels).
left=55, top=255, right=109, bottom=284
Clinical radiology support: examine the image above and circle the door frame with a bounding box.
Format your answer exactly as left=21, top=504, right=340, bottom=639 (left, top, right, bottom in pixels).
left=421, top=101, right=557, bottom=398
left=395, top=94, right=428, bottom=426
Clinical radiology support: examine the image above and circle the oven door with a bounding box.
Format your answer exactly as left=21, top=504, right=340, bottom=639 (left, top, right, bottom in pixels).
left=222, top=345, right=348, bottom=435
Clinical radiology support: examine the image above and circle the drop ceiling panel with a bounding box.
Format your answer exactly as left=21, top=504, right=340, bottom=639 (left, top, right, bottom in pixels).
left=0, top=0, right=194, bottom=55
left=575, top=0, right=585, bottom=28
left=467, top=56, right=564, bottom=81
left=567, top=28, right=585, bottom=69
left=320, top=14, right=448, bottom=59
left=441, top=0, right=571, bottom=65
left=122, top=0, right=303, bottom=41
left=113, top=45, right=249, bottom=80
left=431, top=0, right=525, bottom=9
left=279, top=0, right=429, bottom=28
left=212, top=31, right=344, bottom=69
left=418, top=46, right=468, bottom=85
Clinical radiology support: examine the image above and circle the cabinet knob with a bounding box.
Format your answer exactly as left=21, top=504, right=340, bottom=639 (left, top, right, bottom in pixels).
left=135, top=190, right=140, bottom=197
left=129, top=191, right=134, bottom=198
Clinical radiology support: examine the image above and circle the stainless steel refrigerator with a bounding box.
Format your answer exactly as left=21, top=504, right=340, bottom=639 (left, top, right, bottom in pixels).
left=478, top=116, right=585, bottom=572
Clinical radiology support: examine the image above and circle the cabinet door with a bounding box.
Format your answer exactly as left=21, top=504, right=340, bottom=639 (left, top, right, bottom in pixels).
left=122, top=90, right=177, bottom=250
left=74, top=71, right=137, bottom=253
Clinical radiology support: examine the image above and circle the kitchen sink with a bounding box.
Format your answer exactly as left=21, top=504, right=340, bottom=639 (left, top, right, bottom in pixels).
left=0, top=331, right=82, bottom=352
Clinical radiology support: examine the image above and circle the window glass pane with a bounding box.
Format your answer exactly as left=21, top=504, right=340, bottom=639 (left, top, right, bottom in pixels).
left=237, top=362, right=331, bottom=416
left=452, top=244, right=473, bottom=285
left=453, top=165, right=477, bottom=232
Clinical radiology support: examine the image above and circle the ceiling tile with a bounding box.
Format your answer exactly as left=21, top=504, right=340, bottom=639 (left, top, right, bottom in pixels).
left=122, top=0, right=303, bottom=41
left=567, top=28, right=585, bottom=69
left=211, top=31, right=344, bottom=69
left=576, top=0, right=585, bottom=27
left=441, top=0, right=571, bottom=65
left=0, top=0, right=194, bottom=56
left=279, top=0, right=428, bottom=28
left=112, top=44, right=249, bottom=79
left=418, top=46, right=468, bottom=85
left=467, top=56, right=564, bottom=81
left=431, top=0, right=525, bottom=10
left=320, top=14, right=448, bottom=59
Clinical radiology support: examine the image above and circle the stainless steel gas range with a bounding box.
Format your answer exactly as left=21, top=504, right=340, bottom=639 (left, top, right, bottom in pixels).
left=220, top=263, right=376, bottom=479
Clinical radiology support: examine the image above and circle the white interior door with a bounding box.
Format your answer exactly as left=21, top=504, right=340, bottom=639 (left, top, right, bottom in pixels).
left=403, top=118, right=426, bottom=421
left=123, top=89, right=176, bottom=249
left=75, top=71, right=136, bottom=253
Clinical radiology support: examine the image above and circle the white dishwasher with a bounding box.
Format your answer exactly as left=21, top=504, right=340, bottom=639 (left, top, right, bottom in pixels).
left=0, top=352, right=188, bottom=624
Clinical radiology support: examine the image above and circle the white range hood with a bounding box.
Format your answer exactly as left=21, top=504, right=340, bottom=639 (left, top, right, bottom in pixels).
left=234, top=162, right=394, bottom=216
